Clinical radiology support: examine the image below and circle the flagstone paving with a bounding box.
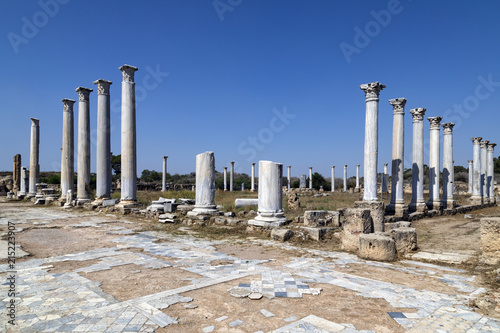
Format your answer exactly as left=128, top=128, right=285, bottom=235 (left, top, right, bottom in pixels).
left=0, top=206, right=499, bottom=332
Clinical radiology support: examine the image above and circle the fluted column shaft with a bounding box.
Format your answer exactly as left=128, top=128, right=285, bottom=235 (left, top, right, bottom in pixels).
left=308, top=167, right=313, bottom=190
left=471, top=137, right=483, bottom=204
left=355, top=164, right=360, bottom=189
left=162, top=156, right=168, bottom=192
left=60, top=99, right=75, bottom=201
left=28, top=118, right=40, bottom=197
left=360, top=82, right=385, bottom=201
left=76, top=87, right=93, bottom=202
left=287, top=166, right=291, bottom=191
left=441, top=123, right=455, bottom=208
left=94, top=79, right=112, bottom=200
left=331, top=166, right=335, bottom=192
left=389, top=98, right=406, bottom=209
left=427, top=116, right=443, bottom=210
left=468, top=160, right=473, bottom=194
left=119, top=65, right=138, bottom=203
left=409, top=108, right=426, bottom=211
left=223, top=167, right=227, bottom=191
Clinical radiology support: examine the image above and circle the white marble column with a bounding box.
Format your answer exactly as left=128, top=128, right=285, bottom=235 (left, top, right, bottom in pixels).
left=60, top=99, right=75, bottom=202
left=223, top=167, right=227, bottom=191
left=19, top=166, right=28, bottom=196
left=488, top=143, right=496, bottom=203
left=427, top=116, right=443, bottom=210
left=94, top=79, right=112, bottom=201
left=28, top=118, right=40, bottom=198
left=162, top=156, right=168, bottom=192
left=287, top=166, right=291, bottom=191
left=441, top=122, right=455, bottom=209
left=382, top=163, right=389, bottom=197
left=355, top=164, right=360, bottom=191
left=308, top=167, right=313, bottom=190
left=76, top=87, right=93, bottom=204
left=230, top=161, right=234, bottom=191
left=343, top=165, right=347, bottom=192
left=248, top=160, right=286, bottom=227
left=470, top=137, right=483, bottom=204
left=468, top=160, right=473, bottom=194
left=409, top=108, right=427, bottom=212
left=360, top=81, right=385, bottom=201
left=251, top=163, right=256, bottom=192
left=481, top=140, right=490, bottom=203
left=387, top=98, right=406, bottom=214
left=119, top=64, right=138, bottom=204
left=331, top=166, right=335, bottom=192
left=187, top=151, right=219, bottom=216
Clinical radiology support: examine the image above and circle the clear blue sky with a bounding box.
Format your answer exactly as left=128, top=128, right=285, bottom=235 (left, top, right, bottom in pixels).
left=1, top=0, right=499, bottom=179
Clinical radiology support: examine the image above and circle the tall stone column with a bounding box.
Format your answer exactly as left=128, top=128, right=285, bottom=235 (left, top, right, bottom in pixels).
left=187, top=151, right=219, bottom=216
left=308, top=167, right=313, bottom=190
left=488, top=143, right=496, bottom=203
left=60, top=99, right=75, bottom=201
left=75, top=87, right=93, bottom=204
left=331, top=166, right=335, bottom=192
left=387, top=98, right=406, bottom=215
left=251, top=163, right=256, bottom=192
left=248, top=160, right=286, bottom=227
left=162, top=156, right=168, bottom=192
left=19, top=167, right=28, bottom=196
left=230, top=161, right=234, bottom=191
left=223, top=167, right=227, bottom=191
left=470, top=137, right=483, bottom=205
left=481, top=140, right=490, bottom=203
left=28, top=118, right=40, bottom=198
left=355, top=164, right=360, bottom=192
left=343, top=165, right=347, bottom=192
left=360, top=81, right=385, bottom=201
left=468, top=160, right=473, bottom=194
left=409, top=108, right=427, bottom=212
left=94, top=79, right=112, bottom=201
left=119, top=65, right=138, bottom=204
left=287, top=166, right=291, bottom=191
left=382, top=163, right=389, bottom=199
left=426, top=116, right=443, bottom=210
left=13, top=154, right=21, bottom=194
left=441, top=122, right=455, bottom=209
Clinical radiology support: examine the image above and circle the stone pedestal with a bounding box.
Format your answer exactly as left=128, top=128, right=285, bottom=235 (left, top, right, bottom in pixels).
left=223, top=167, right=227, bottom=191
left=308, top=167, right=313, bottom=190
left=60, top=99, right=75, bottom=202
left=331, top=166, right=335, bottom=192
left=467, top=160, right=473, bottom=194
left=354, top=201, right=384, bottom=233
left=360, top=81, right=385, bottom=201
left=343, top=165, right=347, bottom=192
left=162, top=156, right=168, bottom=192
left=118, top=65, right=138, bottom=205
left=387, top=98, right=406, bottom=215
left=13, top=154, right=21, bottom=194
left=187, top=151, right=219, bottom=216
left=287, top=166, right=291, bottom=191
left=76, top=87, right=93, bottom=204
left=470, top=137, right=483, bottom=205
left=481, top=140, right=490, bottom=204
left=441, top=122, right=455, bottom=209
left=248, top=161, right=286, bottom=228
left=409, top=108, right=427, bottom=212
left=251, top=163, right=256, bottom=192
left=487, top=143, right=496, bottom=204
left=300, top=175, right=306, bottom=189
left=229, top=161, right=235, bottom=191
left=27, top=118, right=40, bottom=198
left=426, top=116, right=443, bottom=211
left=94, top=80, right=112, bottom=202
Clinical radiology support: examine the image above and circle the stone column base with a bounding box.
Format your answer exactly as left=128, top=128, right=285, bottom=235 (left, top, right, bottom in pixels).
left=408, top=202, right=428, bottom=213
left=386, top=203, right=408, bottom=219
left=76, top=199, right=92, bottom=205
left=117, top=200, right=140, bottom=208
left=248, top=215, right=287, bottom=228
left=426, top=201, right=443, bottom=211
left=441, top=200, right=456, bottom=210
left=353, top=201, right=384, bottom=232
left=470, top=196, right=483, bottom=205
left=187, top=205, right=220, bottom=216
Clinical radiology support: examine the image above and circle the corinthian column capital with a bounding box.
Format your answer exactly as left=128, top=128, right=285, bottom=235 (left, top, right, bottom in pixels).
left=360, top=81, right=386, bottom=102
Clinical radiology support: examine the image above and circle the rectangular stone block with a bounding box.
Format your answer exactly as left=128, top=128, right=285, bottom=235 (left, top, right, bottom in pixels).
left=354, top=201, right=384, bottom=232
left=481, top=217, right=500, bottom=254
left=341, top=208, right=372, bottom=251
left=303, top=211, right=340, bottom=227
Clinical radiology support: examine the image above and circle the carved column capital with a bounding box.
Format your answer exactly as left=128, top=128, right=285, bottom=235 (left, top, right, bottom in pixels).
left=427, top=116, right=443, bottom=129
left=410, top=108, right=426, bottom=122
left=119, top=64, right=138, bottom=83
left=468, top=160, right=473, bottom=164
left=389, top=98, right=406, bottom=114
left=360, top=81, right=386, bottom=102
left=471, top=137, right=483, bottom=145
left=76, top=87, right=93, bottom=101
left=61, top=98, right=76, bottom=112
left=488, top=143, right=497, bottom=151
left=480, top=140, right=490, bottom=148
left=441, top=122, right=455, bottom=134
left=93, top=79, right=112, bottom=95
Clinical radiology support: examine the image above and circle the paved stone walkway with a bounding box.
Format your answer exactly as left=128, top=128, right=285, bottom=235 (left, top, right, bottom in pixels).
left=1, top=206, right=499, bottom=332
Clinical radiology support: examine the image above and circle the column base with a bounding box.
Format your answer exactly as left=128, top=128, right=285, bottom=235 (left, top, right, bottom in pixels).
left=76, top=198, right=92, bottom=205
left=117, top=200, right=140, bottom=208
left=470, top=196, right=483, bottom=205
left=91, top=198, right=111, bottom=206
left=187, top=205, right=220, bottom=216
left=354, top=201, right=384, bottom=232
left=426, top=201, right=443, bottom=211
left=248, top=214, right=287, bottom=228
left=26, top=193, right=36, bottom=199
left=386, top=203, right=408, bottom=219
left=441, top=200, right=456, bottom=210
left=484, top=197, right=491, bottom=204
left=408, top=202, right=428, bottom=213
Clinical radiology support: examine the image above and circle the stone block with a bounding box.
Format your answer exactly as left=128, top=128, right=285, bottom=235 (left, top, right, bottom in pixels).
left=235, top=198, right=258, bottom=208
left=359, top=233, right=397, bottom=261
left=384, top=221, right=411, bottom=232
left=341, top=208, right=372, bottom=251
left=177, top=205, right=194, bottom=212
left=271, top=228, right=294, bottom=242
left=102, top=199, right=118, bottom=207
left=300, top=226, right=334, bottom=241
left=354, top=201, right=384, bottom=232
left=164, top=202, right=179, bottom=213
left=408, top=211, right=425, bottom=221
left=303, top=211, right=340, bottom=227
left=390, top=227, right=417, bottom=255
left=481, top=217, right=500, bottom=254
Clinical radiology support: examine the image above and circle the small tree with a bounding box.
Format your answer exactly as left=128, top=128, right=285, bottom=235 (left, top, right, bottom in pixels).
left=311, top=172, right=330, bottom=191
left=111, top=154, right=121, bottom=179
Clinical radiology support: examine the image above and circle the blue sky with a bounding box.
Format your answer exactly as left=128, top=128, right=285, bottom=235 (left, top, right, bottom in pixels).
left=1, top=0, right=499, bottom=179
